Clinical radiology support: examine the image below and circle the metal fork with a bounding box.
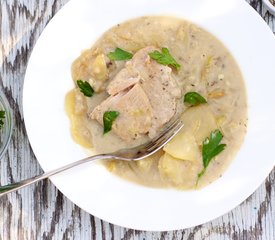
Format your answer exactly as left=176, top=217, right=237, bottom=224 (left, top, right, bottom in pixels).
left=0, top=119, right=183, bottom=197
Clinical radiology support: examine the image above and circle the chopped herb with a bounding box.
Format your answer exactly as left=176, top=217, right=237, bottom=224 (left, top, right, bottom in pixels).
left=184, top=92, right=207, bottom=106
left=198, top=130, right=226, bottom=180
left=149, top=47, right=181, bottom=70
left=0, top=111, right=5, bottom=118
left=0, top=110, right=5, bottom=129
left=76, top=80, right=94, bottom=97
left=107, top=48, right=133, bottom=61
left=103, top=111, right=119, bottom=134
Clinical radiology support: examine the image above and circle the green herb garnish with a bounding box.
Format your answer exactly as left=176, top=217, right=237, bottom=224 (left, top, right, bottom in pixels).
left=76, top=80, right=94, bottom=97
left=0, top=110, right=5, bottom=129
left=103, top=111, right=120, bottom=134
left=184, top=92, right=207, bottom=106
left=107, top=48, right=133, bottom=61
left=198, top=130, right=226, bottom=180
left=149, top=47, right=181, bottom=70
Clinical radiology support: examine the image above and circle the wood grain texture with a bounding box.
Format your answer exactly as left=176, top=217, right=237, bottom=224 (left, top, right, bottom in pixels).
left=0, top=0, right=274, bottom=239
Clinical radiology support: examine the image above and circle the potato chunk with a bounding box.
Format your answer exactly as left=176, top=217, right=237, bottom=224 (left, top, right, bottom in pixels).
left=65, top=90, right=92, bottom=148
left=91, top=54, right=108, bottom=81
left=134, top=150, right=163, bottom=172
left=158, top=153, right=201, bottom=189
left=181, top=105, right=218, bottom=145
left=163, top=128, right=200, bottom=163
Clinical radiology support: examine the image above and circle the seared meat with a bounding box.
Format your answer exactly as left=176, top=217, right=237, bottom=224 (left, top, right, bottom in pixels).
left=90, top=84, right=153, bottom=142
left=91, top=46, right=181, bottom=140
left=107, top=68, right=140, bottom=95
left=129, top=46, right=181, bottom=137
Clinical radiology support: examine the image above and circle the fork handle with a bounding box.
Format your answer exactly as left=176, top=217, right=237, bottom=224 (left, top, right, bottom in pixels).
left=0, top=154, right=116, bottom=197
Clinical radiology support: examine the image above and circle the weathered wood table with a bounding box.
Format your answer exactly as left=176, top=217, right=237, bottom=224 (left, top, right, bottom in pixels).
left=0, top=0, right=274, bottom=239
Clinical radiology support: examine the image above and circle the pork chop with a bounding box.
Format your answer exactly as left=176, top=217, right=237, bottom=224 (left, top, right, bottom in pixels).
left=107, top=46, right=181, bottom=137
left=90, top=83, right=153, bottom=142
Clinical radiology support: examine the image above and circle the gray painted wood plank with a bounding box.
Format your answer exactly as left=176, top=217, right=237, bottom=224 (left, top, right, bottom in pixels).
left=0, top=0, right=274, bottom=239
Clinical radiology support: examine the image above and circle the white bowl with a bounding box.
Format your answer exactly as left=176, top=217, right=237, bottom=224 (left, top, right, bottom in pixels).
left=23, top=0, right=275, bottom=231
left=263, top=0, right=275, bottom=16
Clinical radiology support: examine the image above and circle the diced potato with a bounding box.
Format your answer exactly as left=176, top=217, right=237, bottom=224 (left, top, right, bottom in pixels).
left=134, top=150, right=163, bottom=172
left=163, top=128, right=200, bottom=163
left=158, top=153, right=200, bottom=189
left=70, top=121, right=93, bottom=148
left=181, top=105, right=218, bottom=144
left=134, top=158, right=153, bottom=172
left=65, top=89, right=87, bottom=116
left=91, top=54, right=108, bottom=81
left=65, top=90, right=92, bottom=148
left=71, top=49, right=94, bottom=81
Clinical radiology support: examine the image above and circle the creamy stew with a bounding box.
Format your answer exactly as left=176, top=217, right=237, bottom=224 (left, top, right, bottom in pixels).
left=65, top=16, right=247, bottom=190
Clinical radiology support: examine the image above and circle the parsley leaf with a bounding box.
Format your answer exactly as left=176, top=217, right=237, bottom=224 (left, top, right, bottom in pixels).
left=107, top=48, right=133, bottom=61
left=149, top=47, right=181, bottom=70
left=76, top=80, right=94, bottom=97
left=0, top=110, right=5, bottom=118
left=0, top=110, right=5, bottom=129
left=184, top=92, right=207, bottom=106
left=103, top=111, right=119, bottom=134
left=198, top=130, right=226, bottom=179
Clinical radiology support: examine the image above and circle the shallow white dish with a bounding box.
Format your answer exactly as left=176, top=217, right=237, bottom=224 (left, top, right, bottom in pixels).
left=23, top=0, right=275, bottom=231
